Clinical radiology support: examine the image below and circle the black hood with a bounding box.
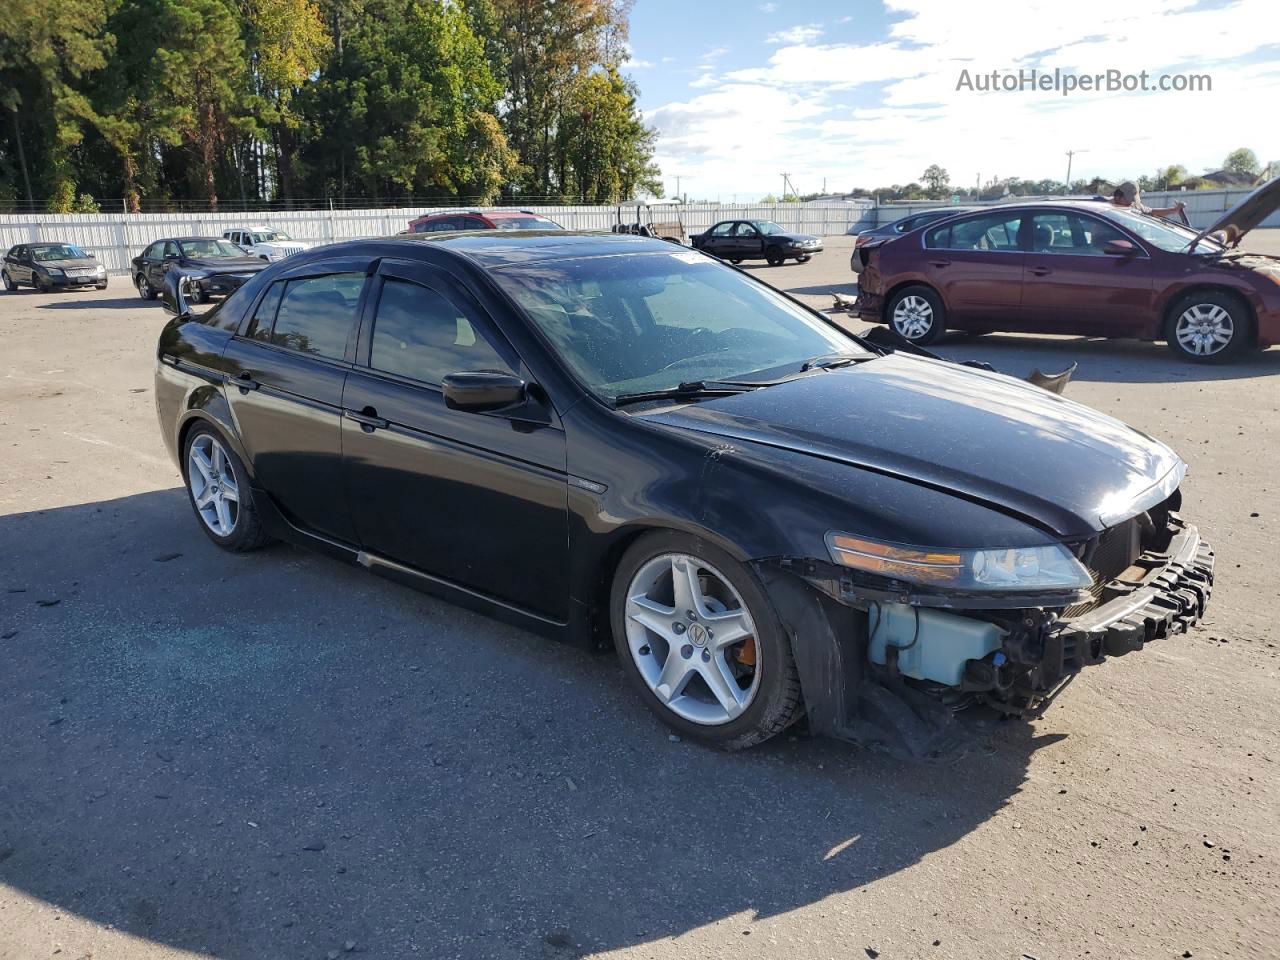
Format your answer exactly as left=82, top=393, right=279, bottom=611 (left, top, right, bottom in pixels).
left=637, top=354, right=1182, bottom=538
left=182, top=256, right=268, bottom=273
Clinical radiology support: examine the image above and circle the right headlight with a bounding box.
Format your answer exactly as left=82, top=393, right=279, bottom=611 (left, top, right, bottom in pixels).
left=826, top=532, right=1093, bottom=592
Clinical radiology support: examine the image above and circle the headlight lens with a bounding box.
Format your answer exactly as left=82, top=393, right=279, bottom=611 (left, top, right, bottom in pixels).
left=826, top=533, right=1093, bottom=592
left=44, top=267, right=64, bottom=276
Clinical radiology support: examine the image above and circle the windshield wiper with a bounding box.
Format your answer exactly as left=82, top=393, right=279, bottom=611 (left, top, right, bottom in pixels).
left=613, top=380, right=759, bottom=407
left=800, top=353, right=865, bottom=371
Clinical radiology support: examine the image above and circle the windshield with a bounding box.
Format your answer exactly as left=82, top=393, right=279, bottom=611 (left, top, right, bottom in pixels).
left=751, top=220, right=786, bottom=236
left=31, top=244, right=87, bottom=261
left=492, top=250, right=866, bottom=401
left=179, top=239, right=246, bottom=258
left=1103, top=208, right=1221, bottom=253
left=251, top=231, right=291, bottom=243
left=493, top=216, right=563, bottom=231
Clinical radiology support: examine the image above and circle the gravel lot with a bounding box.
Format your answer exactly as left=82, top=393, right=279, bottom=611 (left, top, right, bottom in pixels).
left=2, top=233, right=1278, bottom=960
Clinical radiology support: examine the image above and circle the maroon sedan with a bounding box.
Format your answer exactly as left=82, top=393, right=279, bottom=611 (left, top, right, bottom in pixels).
left=854, top=179, right=1280, bottom=362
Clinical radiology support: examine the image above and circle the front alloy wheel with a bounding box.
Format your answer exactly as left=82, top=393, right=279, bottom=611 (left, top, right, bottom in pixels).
left=611, top=533, right=802, bottom=749
left=1166, top=292, right=1248, bottom=362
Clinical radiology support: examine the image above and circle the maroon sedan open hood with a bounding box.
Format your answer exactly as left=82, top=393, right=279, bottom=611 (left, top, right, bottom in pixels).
left=1190, top=175, right=1280, bottom=250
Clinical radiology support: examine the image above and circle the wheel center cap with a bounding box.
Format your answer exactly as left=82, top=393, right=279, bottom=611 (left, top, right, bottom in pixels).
left=688, top=623, right=708, bottom=647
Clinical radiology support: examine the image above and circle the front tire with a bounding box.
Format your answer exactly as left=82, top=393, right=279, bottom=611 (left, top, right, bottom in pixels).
left=34, top=274, right=51, bottom=293
left=728, top=258, right=742, bottom=265
left=765, top=247, right=786, bottom=267
left=1164, top=291, right=1251, bottom=363
left=183, top=425, right=270, bottom=552
left=610, top=531, right=802, bottom=750
left=796, top=255, right=811, bottom=263
left=887, top=284, right=946, bottom=345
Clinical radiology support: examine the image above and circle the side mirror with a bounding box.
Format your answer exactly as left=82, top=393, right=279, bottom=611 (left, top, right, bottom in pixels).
left=160, top=270, right=193, bottom=319
left=442, top=371, right=526, bottom=412
left=1103, top=239, right=1137, bottom=256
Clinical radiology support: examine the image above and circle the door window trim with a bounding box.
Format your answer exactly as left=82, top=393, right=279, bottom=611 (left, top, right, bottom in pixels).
left=353, top=259, right=524, bottom=393
left=921, top=212, right=1026, bottom=253
left=231, top=256, right=376, bottom=366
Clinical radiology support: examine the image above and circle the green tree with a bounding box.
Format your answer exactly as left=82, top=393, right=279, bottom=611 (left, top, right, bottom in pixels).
left=921, top=164, right=948, bottom=195
left=0, top=0, right=115, bottom=205
left=558, top=67, right=658, bottom=201
left=1223, top=147, right=1260, bottom=176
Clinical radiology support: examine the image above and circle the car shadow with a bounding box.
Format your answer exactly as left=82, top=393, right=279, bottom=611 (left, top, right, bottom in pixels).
left=786, top=282, right=861, bottom=298
left=0, top=490, right=1044, bottom=959
left=37, top=294, right=158, bottom=310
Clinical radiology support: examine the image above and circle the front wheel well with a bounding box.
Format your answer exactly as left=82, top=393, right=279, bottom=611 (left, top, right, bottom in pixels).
left=1161, top=286, right=1257, bottom=345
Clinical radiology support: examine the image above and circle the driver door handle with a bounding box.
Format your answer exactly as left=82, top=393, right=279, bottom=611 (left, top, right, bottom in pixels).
left=1028, top=266, right=1052, bottom=276
left=345, top=407, right=389, bottom=432
left=233, top=372, right=259, bottom=392
left=928, top=259, right=950, bottom=267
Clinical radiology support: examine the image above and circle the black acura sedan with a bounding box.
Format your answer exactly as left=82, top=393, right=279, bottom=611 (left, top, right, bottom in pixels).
left=133, top=237, right=268, bottom=303
left=691, top=219, right=823, bottom=265
left=154, top=232, right=1213, bottom=754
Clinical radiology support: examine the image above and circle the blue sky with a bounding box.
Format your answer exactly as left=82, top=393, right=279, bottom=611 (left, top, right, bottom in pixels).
left=622, top=0, right=1280, bottom=200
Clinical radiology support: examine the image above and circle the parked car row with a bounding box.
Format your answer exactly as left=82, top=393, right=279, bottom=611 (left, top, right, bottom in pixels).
left=852, top=179, right=1280, bottom=362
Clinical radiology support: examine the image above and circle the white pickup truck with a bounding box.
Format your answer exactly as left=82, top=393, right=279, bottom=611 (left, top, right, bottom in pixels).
left=222, top=226, right=310, bottom=262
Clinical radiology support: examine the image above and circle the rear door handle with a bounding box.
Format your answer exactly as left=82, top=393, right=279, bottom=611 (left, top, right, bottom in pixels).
left=345, top=408, right=389, bottom=431
left=928, top=259, right=950, bottom=267
left=1029, top=266, right=1052, bottom=276
left=233, top=372, right=260, bottom=392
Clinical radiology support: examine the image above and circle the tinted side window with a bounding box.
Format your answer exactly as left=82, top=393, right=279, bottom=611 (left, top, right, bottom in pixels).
left=142, top=242, right=159, bottom=259
left=163, top=241, right=180, bottom=258
left=270, top=273, right=364, bottom=358
left=245, top=281, right=285, bottom=340
left=709, top=222, right=734, bottom=237
left=734, top=222, right=758, bottom=237
left=369, top=277, right=509, bottom=384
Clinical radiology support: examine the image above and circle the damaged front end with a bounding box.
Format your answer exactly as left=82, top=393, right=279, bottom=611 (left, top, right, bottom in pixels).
left=756, top=492, right=1214, bottom=758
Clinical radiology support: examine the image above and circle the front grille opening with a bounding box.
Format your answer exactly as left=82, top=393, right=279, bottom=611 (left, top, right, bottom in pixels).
left=1061, top=489, right=1180, bottom=620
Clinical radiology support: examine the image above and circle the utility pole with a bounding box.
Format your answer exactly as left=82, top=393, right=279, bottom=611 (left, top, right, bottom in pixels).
left=1064, top=149, right=1087, bottom=194
left=674, top=175, right=681, bottom=202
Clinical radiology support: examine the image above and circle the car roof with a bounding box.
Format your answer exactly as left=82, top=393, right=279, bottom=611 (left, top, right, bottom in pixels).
left=320, top=231, right=682, bottom=267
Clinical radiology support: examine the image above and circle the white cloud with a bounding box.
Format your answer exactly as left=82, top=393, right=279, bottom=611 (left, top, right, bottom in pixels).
left=645, top=0, right=1280, bottom=195
left=758, top=2, right=778, bottom=11
left=766, top=24, right=824, bottom=45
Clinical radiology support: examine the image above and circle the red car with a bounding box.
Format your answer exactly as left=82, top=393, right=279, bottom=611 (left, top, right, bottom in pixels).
left=854, top=179, right=1280, bottom=362
left=405, top=209, right=564, bottom=234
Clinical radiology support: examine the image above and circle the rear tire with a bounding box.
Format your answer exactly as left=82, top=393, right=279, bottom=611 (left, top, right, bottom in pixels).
left=136, top=273, right=157, bottom=300
left=183, top=424, right=270, bottom=552
left=1, top=270, right=15, bottom=291
left=610, top=531, right=802, bottom=750
left=1164, top=291, right=1251, bottom=363
left=887, top=284, right=946, bottom=346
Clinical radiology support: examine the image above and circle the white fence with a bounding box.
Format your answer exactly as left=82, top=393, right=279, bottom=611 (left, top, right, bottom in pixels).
left=0, top=203, right=872, bottom=276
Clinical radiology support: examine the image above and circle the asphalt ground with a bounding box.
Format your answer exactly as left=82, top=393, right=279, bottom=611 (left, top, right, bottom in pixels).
left=1, top=232, right=1277, bottom=960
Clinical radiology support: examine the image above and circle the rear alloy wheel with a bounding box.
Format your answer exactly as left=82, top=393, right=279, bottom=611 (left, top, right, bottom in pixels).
left=136, top=273, right=156, bottom=300
left=183, top=426, right=269, bottom=552
left=1, top=270, right=15, bottom=292
left=765, top=247, right=786, bottom=267
left=1165, top=292, right=1249, bottom=362
left=611, top=532, right=802, bottom=749
left=887, top=284, right=946, bottom=345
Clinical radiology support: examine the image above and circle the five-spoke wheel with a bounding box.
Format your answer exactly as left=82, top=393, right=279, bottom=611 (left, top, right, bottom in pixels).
left=611, top=532, right=801, bottom=748
left=182, top=425, right=269, bottom=551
